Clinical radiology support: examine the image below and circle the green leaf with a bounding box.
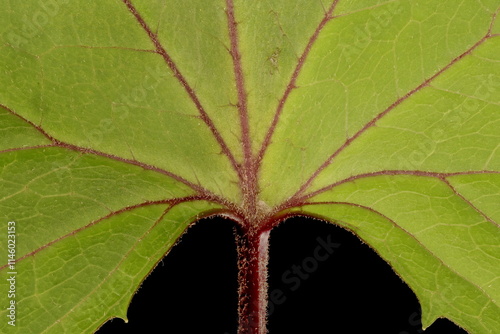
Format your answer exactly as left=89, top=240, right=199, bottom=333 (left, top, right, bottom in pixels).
left=1, top=0, right=499, bottom=333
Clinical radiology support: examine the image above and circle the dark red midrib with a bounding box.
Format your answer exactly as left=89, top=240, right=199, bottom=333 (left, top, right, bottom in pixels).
left=225, top=0, right=258, bottom=217
left=121, top=0, right=241, bottom=179
left=287, top=30, right=495, bottom=202
left=235, top=227, right=269, bottom=334
left=226, top=0, right=252, bottom=171
left=0, top=197, right=200, bottom=271
left=1, top=103, right=232, bottom=207
left=256, top=0, right=340, bottom=167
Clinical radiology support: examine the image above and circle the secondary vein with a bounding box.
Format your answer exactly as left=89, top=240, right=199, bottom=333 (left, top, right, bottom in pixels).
left=225, top=0, right=257, bottom=216
left=1, top=103, right=231, bottom=206
left=122, top=0, right=241, bottom=178
left=289, top=25, right=495, bottom=201
left=256, top=0, right=340, bottom=168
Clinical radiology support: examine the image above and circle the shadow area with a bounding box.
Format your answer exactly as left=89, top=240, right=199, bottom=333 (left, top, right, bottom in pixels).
left=97, top=216, right=467, bottom=334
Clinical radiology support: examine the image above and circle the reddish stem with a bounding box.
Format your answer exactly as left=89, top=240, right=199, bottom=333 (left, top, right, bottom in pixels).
left=235, top=225, right=270, bottom=334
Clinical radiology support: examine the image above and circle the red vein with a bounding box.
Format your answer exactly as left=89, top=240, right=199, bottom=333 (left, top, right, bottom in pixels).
left=0, top=197, right=201, bottom=271
left=53, top=141, right=217, bottom=200
left=296, top=201, right=497, bottom=302
left=39, top=202, right=187, bottom=334
left=226, top=0, right=252, bottom=170
left=294, top=170, right=500, bottom=204
left=121, top=0, right=240, bottom=176
left=277, top=170, right=499, bottom=228
left=0, top=144, right=54, bottom=154
left=94, top=207, right=227, bottom=333
left=289, top=29, right=495, bottom=200
left=1, top=103, right=55, bottom=142
left=225, top=0, right=257, bottom=215
left=1, top=103, right=234, bottom=207
left=441, top=178, right=499, bottom=228
left=256, top=0, right=340, bottom=166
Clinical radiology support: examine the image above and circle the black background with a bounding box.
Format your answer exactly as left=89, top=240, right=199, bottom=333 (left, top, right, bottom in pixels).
left=97, top=216, right=467, bottom=334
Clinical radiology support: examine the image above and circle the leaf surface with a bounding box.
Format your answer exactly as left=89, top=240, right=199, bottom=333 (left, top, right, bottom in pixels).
left=0, top=0, right=499, bottom=333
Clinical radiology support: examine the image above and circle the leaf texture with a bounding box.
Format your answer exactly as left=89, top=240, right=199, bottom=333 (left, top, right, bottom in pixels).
left=0, top=0, right=499, bottom=333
